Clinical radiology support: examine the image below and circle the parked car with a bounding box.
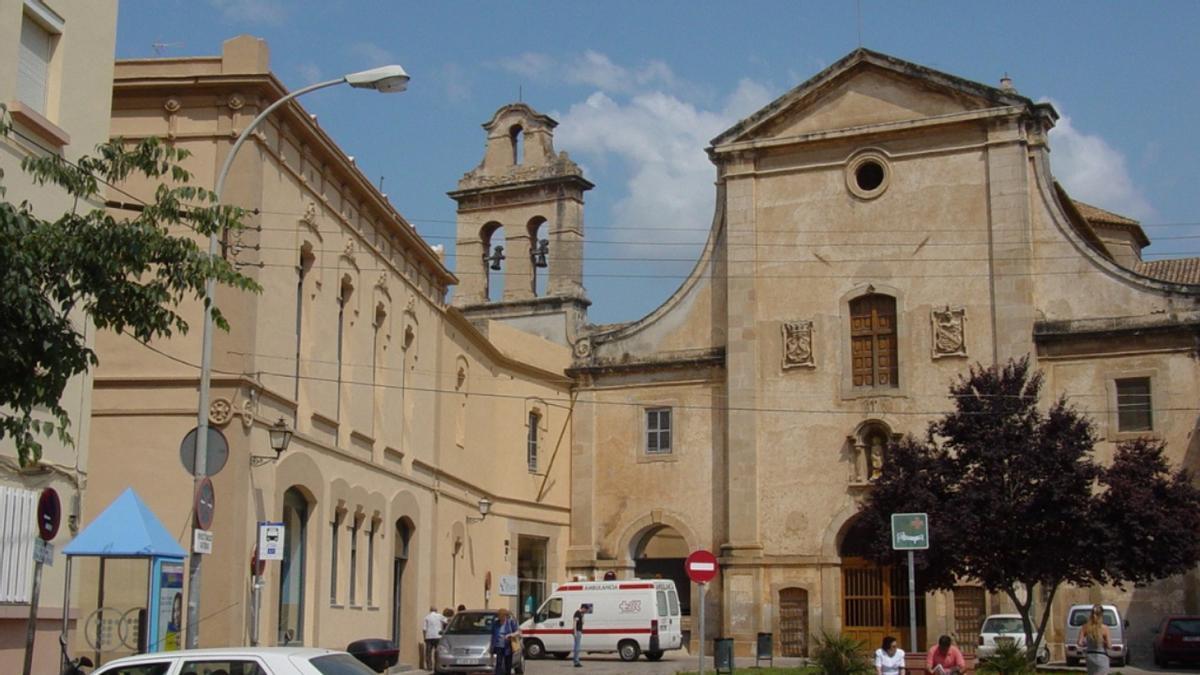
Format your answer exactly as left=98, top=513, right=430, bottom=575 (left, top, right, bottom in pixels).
left=1153, top=615, right=1200, bottom=667
left=90, top=647, right=376, bottom=675
left=1064, top=603, right=1129, bottom=666
left=976, top=614, right=1050, bottom=664
left=436, top=609, right=526, bottom=674
left=346, top=638, right=399, bottom=673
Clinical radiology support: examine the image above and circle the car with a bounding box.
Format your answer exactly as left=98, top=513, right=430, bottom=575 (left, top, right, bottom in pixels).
left=976, top=614, right=1050, bottom=664
left=1153, top=615, right=1200, bottom=667
left=1064, top=603, right=1130, bottom=667
left=436, top=609, right=526, bottom=674
left=89, top=646, right=377, bottom=675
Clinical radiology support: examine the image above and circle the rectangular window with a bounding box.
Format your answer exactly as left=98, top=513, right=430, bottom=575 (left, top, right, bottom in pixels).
left=330, top=517, right=340, bottom=604
left=18, top=12, right=55, bottom=115
left=1116, top=377, right=1152, bottom=432
left=0, top=487, right=38, bottom=603
left=527, top=411, right=539, bottom=473
left=646, top=408, right=672, bottom=455
left=850, top=295, right=899, bottom=388
left=349, top=520, right=359, bottom=605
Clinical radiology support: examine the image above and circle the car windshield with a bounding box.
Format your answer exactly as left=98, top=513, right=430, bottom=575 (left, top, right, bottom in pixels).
left=309, top=653, right=377, bottom=675
left=1167, top=619, right=1200, bottom=637
left=1070, top=609, right=1117, bottom=627
left=983, top=617, right=1025, bottom=633
left=446, top=612, right=496, bottom=634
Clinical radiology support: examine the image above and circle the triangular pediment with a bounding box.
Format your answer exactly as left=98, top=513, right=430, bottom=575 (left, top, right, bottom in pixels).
left=712, top=49, right=1033, bottom=147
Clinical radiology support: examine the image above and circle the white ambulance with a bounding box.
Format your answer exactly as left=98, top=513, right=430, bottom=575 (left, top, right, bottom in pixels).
left=520, top=579, right=684, bottom=662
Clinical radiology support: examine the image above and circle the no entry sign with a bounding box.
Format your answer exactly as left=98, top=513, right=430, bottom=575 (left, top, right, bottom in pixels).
left=685, top=549, right=718, bottom=584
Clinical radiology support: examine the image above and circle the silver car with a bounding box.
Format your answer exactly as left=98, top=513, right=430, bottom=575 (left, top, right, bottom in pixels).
left=436, top=610, right=525, bottom=674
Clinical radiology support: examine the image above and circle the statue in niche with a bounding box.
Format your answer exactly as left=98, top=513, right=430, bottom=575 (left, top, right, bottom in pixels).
left=932, top=306, right=967, bottom=358
left=781, top=320, right=815, bottom=369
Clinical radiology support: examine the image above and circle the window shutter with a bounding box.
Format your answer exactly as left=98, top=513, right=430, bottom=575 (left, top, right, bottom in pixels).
left=18, top=16, right=53, bottom=115
left=0, top=486, right=38, bottom=603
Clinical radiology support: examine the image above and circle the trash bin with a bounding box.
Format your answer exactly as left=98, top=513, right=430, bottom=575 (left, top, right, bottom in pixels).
left=346, top=638, right=399, bottom=673
left=756, top=632, right=774, bottom=667
left=714, top=637, right=735, bottom=674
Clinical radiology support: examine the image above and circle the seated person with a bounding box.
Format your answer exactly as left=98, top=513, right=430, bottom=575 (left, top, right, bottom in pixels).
left=927, top=635, right=966, bottom=675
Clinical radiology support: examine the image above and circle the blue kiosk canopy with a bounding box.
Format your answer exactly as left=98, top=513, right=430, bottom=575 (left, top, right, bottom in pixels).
left=64, top=487, right=186, bottom=559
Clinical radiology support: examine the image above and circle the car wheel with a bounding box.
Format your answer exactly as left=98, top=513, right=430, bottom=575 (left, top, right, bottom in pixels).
left=1037, top=646, right=1050, bottom=664
left=618, top=639, right=641, bottom=662
left=645, top=650, right=664, bottom=661
left=523, top=639, right=545, bottom=660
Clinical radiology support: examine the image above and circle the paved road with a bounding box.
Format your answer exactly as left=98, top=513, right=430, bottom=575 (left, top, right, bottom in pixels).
left=408, top=649, right=803, bottom=674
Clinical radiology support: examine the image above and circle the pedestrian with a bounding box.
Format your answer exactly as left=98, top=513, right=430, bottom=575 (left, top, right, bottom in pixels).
left=457, top=604, right=467, bottom=613
left=1077, top=604, right=1111, bottom=675
left=423, top=605, right=447, bottom=670
left=444, top=607, right=455, bottom=621
left=572, top=603, right=589, bottom=667
left=874, top=635, right=905, bottom=675
left=926, top=635, right=964, bottom=675
left=491, top=607, right=520, bottom=675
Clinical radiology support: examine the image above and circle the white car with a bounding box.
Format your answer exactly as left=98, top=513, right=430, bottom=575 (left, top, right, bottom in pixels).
left=89, top=646, right=377, bottom=675
left=977, top=614, right=1050, bottom=664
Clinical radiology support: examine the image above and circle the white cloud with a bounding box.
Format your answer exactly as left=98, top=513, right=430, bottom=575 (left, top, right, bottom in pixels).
left=1046, top=103, right=1155, bottom=221
left=497, top=52, right=555, bottom=80
left=297, top=62, right=322, bottom=85
left=348, top=42, right=395, bottom=68
left=555, top=77, right=774, bottom=263
left=209, top=0, right=286, bottom=25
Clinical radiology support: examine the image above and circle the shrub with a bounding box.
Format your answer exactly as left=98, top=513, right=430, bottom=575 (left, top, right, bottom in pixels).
left=811, top=630, right=873, bottom=675
left=977, top=642, right=1034, bottom=675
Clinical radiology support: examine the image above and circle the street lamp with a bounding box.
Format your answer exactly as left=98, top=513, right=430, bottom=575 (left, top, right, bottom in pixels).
left=187, top=64, right=410, bottom=648
left=467, top=497, right=492, bottom=523
left=250, top=418, right=293, bottom=466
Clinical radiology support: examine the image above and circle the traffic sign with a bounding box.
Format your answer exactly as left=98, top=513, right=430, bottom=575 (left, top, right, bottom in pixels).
left=33, top=539, right=54, bottom=565
left=193, top=530, right=213, bottom=555
left=194, top=478, right=216, bottom=530
left=37, top=488, right=61, bottom=541
left=685, top=549, right=718, bottom=584
left=891, top=513, right=930, bottom=550
left=179, top=426, right=229, bottom=477
left=258, top=522, right=285, bottom=560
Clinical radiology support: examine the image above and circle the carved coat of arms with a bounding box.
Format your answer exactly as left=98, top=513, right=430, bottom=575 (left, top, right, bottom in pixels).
left=931, top=306, right=967, bottom=358
left=782, top=320, right=815, bottom=369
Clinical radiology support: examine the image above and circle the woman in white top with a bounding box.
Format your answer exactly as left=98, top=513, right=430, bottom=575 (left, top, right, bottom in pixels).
left=875, top=635, right=905, bottom=675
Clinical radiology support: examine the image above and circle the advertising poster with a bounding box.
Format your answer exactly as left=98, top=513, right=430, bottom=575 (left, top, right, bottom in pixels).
left=156, top=561, right=184, bottom=651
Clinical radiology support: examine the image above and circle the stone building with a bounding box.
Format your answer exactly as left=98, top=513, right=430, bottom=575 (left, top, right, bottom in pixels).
left=0, top=1, right=118, bottom=672
left=458, top=50, right=1200, bottom=659
left=82, top=36, right=573, bottom=666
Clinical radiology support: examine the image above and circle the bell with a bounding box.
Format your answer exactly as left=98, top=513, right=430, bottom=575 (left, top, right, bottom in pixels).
left=488, top=245, right=505, bottom=271
left=533, top=239, right=549, bottom=268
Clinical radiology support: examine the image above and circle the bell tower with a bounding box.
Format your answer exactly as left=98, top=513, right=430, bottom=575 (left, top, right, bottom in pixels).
left=448, top=103, right=592, bottom=346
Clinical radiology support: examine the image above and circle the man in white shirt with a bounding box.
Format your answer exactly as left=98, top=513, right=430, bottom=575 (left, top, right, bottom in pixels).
left=424, top=606, right=447, bottom=669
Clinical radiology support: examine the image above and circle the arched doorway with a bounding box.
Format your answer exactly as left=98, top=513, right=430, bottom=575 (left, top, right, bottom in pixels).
left=839, top=515, right=926, bottom=651
left=633, top=525, right=691, bottom=615
left=278, top=487, right=311, bottom=645
left=392, top=517, right=414, bottom=648
left=779, top=588, right=809, bottom=656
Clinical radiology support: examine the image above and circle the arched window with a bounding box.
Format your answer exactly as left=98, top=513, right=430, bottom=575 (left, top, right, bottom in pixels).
left=278, top=487, right=310, bottom=644
left=509, top=124, right=524, bottom=165
left=849, top=294, right=898, bottom=388
left=481, top=222, right=505, bottom=302
left=528, top=217, right=548, bottom=296
left=294, top=244, right=315, bottom=419
left=336, top=275, right=354, bottom=421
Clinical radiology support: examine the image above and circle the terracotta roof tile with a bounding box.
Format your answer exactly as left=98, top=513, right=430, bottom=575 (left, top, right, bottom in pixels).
left=1134, top=257, right=1200, bottom=286
left=1072, top=201, right=1139, bottom=226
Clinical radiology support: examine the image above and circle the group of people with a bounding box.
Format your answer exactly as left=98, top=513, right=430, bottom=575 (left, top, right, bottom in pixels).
left=422, top=605, right=463, bottom=670
left=874, top=604, right=1114, bottom=675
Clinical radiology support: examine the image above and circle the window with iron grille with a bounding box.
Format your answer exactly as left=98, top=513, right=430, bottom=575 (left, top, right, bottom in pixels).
left=850, top=294, right=898, bottom=388
left=1116, top=377, right=1152, bottom=432
left=0, top=487, right=37, bottom=603
left=646, top=408, right=672, bottom=455
left=527, top=411, right=539, bottom=473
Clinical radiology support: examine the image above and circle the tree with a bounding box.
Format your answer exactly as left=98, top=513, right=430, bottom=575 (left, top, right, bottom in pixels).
left=859, top=356, right=1200, bottom=662
left=0, top=105, right=259, bottom=466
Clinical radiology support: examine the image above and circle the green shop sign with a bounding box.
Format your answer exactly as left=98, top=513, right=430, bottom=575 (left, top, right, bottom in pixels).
left=891, top=513, right=930, bottom=550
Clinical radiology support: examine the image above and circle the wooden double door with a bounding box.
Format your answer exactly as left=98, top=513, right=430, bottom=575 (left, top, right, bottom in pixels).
left=842, top=557, right=927, bottom=652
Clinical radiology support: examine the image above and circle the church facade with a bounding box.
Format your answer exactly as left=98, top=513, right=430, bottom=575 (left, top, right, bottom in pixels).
left=454, top=49, right=1200, bottom=658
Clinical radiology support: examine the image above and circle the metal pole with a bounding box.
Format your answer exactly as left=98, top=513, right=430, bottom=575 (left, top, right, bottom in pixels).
left=186, top=75, right=348, bottom=649
left=908, top=550, right=917, bottom=653
left=22, top=559, right=44, bottom=675
left=60, top=556, right=72, bottom=674
left=250, top=573, right=261, bottom=646
left=698, top=582, right=706, bottom=675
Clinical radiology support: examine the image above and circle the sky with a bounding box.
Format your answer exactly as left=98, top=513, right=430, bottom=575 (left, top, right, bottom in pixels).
left=116, top=1, right=1200, bottom=324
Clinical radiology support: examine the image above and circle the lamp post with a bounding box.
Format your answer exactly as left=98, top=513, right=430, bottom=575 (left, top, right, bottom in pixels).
left=187, top=64, right=410, bottom=648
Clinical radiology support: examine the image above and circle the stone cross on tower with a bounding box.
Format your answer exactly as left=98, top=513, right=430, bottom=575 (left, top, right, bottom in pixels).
left=448, top=103, right=593, bottom=346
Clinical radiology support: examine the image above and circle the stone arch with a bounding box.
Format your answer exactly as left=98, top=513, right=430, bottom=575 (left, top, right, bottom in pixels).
left=388, top=489, right=421, bottom=664
left=851, top=418, right=899, bottom=482
left=821, top=501, right=862, bottom=559
left=615, top=511, right=701, bottom=566
left=527, top=216, right=549, bottom=296
left=509, top=123, right=524, bottom=165
left=272, top=476, right=319, bottom=647
left=480, top=221, right=506, bottom=301
left=616, top=512, right=701, bottom=616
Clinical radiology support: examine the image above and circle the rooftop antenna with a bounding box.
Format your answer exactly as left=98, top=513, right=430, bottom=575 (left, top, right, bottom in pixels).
left=152, top=41, right=185, bottom=56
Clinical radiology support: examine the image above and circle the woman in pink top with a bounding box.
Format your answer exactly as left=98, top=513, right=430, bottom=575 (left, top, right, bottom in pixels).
left=927, top=635, right=966, bottom=675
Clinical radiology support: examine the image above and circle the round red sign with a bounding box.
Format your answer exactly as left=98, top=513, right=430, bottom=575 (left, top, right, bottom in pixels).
left=685, top=549, right=718, bottom=584
left=37, top=488, right=61, bottom=541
